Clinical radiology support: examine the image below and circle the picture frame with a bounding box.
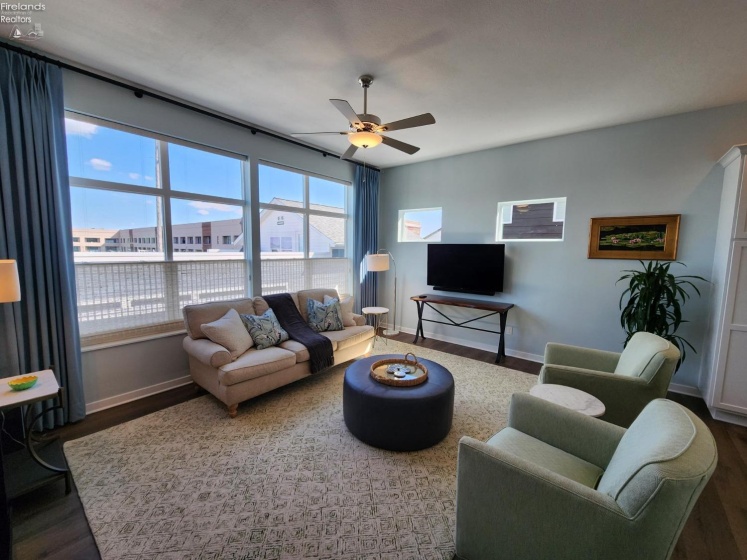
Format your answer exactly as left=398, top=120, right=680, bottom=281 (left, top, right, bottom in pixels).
left=588, top=214, right=681, bottom=260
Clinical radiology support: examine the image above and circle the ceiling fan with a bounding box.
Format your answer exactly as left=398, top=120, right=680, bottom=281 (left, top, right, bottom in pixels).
left=292, top=75, right=436, bottom=160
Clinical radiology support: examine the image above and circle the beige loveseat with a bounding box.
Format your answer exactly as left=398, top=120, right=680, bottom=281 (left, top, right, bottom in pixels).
left=182, top=289, right=374, bottom=417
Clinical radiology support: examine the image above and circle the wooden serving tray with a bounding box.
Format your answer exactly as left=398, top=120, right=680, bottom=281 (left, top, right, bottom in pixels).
left=370, top=353, right=428, bottom=387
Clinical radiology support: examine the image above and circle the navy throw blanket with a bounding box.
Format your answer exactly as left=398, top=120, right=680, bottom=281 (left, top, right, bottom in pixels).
left=263, top=293, right=334, bottom=373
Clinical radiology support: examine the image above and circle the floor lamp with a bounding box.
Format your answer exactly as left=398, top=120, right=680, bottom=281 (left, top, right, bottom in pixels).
left=0, top=260, right=21, bottom=305
left=1, top=259, right=21, bottom=371
left=366, top=250, right=399, bottom=335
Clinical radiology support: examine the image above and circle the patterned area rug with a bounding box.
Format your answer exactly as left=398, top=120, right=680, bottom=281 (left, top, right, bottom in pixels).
left=64, top=341, right=537, bottom=559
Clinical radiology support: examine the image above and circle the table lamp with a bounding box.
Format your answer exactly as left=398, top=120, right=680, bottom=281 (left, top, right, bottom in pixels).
left=0, top=260, right=21, bottom=304
left=365, top=250, right=399, bottom=335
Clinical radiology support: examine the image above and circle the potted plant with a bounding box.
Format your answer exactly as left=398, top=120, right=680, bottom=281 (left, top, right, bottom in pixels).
left=617, top=260, right=706, bottom=365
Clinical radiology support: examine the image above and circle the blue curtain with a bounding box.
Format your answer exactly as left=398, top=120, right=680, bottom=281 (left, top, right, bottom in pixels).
left=0, top=47, right=85, bottom=425
left=353, top=165, right=379, bottom=312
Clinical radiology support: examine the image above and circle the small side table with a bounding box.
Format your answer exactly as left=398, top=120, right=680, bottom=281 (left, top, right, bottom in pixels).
left=362, top=306, right=389, bottom=348
left=0, top=370, right=71, bottom=499
left=529, top=384, right=606, bottom=418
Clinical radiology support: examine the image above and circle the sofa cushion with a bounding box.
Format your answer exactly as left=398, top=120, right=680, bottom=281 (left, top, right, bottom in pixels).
left=487, top=427, right=604, bottom=488
left=307, top=297, right=345, bottom=332
left=297, top=289, right=340, bottom=322
left=320, top=325, right=375, bottom=351
left=241, top=309, right=290, bottom=350
left=199, top=308, right=254, bottom=360
left=279, top=340, right=310, bottom=363
left=218, top=346, right=297, bottom=386
left=183, top=298, right=256, bottom=340
left=325, top=294, right=356, bottom=327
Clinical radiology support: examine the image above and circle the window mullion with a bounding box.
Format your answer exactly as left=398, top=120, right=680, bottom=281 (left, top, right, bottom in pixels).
left=304, top=174, right=310, bottom=259
left=158, top=141, right=174, bottom=260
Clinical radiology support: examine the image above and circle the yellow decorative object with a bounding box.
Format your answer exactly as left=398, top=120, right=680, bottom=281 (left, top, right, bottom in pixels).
left=9, top=375, right=38, bottom=391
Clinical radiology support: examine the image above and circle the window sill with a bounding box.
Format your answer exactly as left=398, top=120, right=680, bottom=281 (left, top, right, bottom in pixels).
left=81, top=329, right=187, bottom=353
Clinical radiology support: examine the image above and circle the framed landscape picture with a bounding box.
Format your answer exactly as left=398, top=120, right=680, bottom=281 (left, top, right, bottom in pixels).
left=588, top=214, right=681, bottom=260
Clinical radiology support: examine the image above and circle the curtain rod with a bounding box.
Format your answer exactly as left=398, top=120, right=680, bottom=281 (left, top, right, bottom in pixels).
left=0, top=41, right=380, bottom=172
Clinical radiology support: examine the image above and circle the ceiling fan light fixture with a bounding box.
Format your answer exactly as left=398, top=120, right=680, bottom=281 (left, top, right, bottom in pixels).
left=348, top=131, right=383, bottom=149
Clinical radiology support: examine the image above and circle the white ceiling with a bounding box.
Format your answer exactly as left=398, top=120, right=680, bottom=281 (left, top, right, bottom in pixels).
left=17, top=0, right=747, bottom=168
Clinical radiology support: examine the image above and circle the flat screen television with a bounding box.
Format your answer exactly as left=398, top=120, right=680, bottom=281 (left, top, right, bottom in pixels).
left=427, top=244, right=505, bottom=295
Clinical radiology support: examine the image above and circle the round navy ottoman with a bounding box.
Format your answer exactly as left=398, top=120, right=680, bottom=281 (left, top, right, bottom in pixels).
left=343, top=355, right=455, bottom=451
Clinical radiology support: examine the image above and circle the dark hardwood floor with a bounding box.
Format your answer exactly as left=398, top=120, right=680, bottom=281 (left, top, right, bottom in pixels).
left=8, top=335, right=747, bottom=559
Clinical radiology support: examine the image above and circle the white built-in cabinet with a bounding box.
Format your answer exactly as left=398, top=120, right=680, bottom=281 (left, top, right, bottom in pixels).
left=701, top=145, right=747, bottom=425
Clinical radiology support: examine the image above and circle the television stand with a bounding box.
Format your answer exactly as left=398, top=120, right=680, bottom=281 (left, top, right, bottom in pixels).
left=433, top=286, right=496, bottom=296
left=410, top=295, right=514, bottom=363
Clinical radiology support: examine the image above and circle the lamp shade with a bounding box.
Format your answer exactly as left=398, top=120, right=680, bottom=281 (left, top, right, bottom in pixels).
left=366, top=253, right=390, bottom=272
left=0, top=260, right=21, bottom=303
left=349, top=131, right=383, bottom=149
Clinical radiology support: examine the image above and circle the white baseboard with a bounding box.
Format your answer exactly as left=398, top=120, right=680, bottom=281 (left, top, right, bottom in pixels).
left=709, top=407, right=747, bottom=427
left=668, top=383, right=702, bottom=398
left=395, top=325, right=543, bottom=364
left=85, top=373, right=193, bottom=415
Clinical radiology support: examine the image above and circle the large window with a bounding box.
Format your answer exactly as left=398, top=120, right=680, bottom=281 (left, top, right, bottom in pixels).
left=66, top=115, right=247, bottom=344
left=259, top=163, right=350, bottom=295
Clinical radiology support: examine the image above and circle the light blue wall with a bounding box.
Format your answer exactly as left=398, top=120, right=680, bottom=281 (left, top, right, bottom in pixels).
left=379, top=102, right=747, bottom=389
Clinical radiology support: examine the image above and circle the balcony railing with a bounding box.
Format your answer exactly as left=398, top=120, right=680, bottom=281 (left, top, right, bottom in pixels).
left=74, top=258, right=351, bottom=340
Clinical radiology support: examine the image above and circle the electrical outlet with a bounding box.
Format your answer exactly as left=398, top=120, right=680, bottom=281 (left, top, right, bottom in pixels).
left=504, top=326, right=513, bottom=335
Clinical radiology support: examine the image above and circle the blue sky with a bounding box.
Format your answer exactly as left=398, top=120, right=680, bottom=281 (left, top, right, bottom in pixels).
left=404, top=209, right=442, bottom=237
left=65, top=119, right=346, bottom=230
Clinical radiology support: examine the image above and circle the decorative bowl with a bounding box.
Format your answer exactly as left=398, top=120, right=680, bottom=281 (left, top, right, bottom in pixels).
left=8, top=375, right=38, bottom=391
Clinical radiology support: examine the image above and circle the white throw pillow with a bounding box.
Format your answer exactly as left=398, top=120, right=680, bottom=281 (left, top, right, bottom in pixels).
left=324, top=294, right=356, bottom=327
left=200, top=308, right=254, bottom=360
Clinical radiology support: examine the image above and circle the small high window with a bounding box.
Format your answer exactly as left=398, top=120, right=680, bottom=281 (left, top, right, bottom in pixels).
left=398, top=207, right=442, bottom=242
left=496, top=197, right=566, bottom=241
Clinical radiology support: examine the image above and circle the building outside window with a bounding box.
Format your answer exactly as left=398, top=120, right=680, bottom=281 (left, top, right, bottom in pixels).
left=496, top=197, right=567, bottom=241
left=397, top=207, right=442, bottom=242
left=66, top=114, right=247, bottom=344
left=258, top=162, right=351, bottom=295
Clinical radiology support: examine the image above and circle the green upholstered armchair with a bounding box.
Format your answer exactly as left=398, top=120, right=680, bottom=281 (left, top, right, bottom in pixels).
left=455, top=393, right=717, bottom=560
left=539, top=332, right=680, bottom=427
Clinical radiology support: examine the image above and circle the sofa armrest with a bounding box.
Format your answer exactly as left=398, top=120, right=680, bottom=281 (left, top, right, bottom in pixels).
left=508, top=393, right=625, bottom=469
left=539, top=364, right=660, bottom=427
left=352, top=313, right=365, bottom=327
left=544, top=342, right=621, bottom=373
left=456, top=436, right=628, bottom=560
left=182, top=336, right=232, bottom=368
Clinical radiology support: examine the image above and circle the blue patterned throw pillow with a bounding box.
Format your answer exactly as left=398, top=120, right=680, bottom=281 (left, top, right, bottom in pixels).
left=240, top=309, right=289, bottom=350
left=307, top=298, right=344, bottom=333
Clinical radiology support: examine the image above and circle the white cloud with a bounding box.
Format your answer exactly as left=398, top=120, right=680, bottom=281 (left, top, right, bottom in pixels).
left=129, top=173, right=141, bottom=180
left=188, top=201, right=241, bottom=216
left=144, top=176, right=154, bottom=181
left=65, top=119, right=99, bottom=138
left=89, top=158, right=112, bottom=171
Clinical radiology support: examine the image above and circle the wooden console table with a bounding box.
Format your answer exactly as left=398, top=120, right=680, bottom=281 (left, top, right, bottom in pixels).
left=411, top=295, right=514, bottom=363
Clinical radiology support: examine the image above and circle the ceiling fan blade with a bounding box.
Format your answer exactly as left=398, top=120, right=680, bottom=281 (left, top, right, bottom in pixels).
left=381, top=135, right=420, bottom=155
left=341, top=144, right=359, bottom=160
left=291, top=132, right=348, bottom=136
left=330, top=99, right=363, bottom=128
left=380, top=113, right=435, bottom=132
